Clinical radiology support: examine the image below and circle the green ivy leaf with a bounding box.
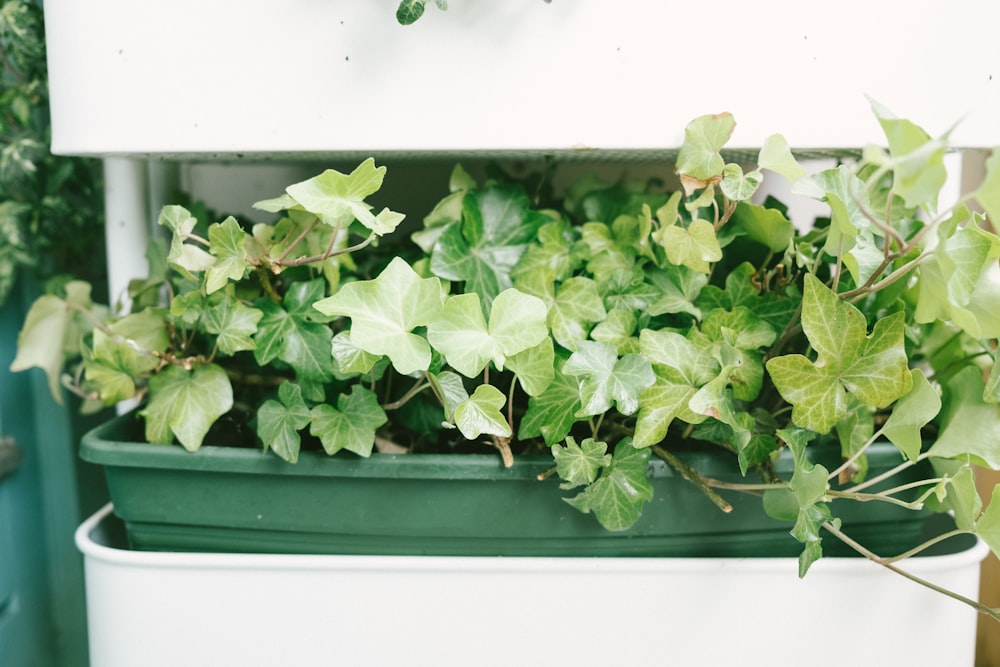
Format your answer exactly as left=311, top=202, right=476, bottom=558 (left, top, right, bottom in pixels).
left=427, top=288, right=548, bottom=378
left=255, top=279, right=335, bottom=381
left=315, top=257, right=445, bottom=375
left=766, top=275, right=911, bottom=433
left=563, top=340, right=655, bottom=417
left=564, top=439, right=653, bottom=531
left=506, top=337, right=555, bottom=397
left=453, top=384, right=511, bottom=440
left=729, top=201, right=794, bottom=253
left=203, top=292, right=263, bottom=355
left=927, top=459, right=981, bottom=531
left=205, top=217, right=249, bottom=294
left=676, top=113, right=736, bottom=189
left=84, top=329, right=157, bottom=405
left=551, top=436, right=611, bottom=489
left=653, top=218, right=722, bottom=273
left=929, top=366, right=1000, bottom=468
left=519, top=357, right=583, bottom=445
left=881, top=369, right=941, bottom=462
left=310, top=385, right=388, bottom=457
left=870, top=98, right=948, bottom=209
left=758, top=133, right=805, bottom=183
left=330, top=331, right=381, bottom=376
left=430, top=184, right=543, bottom=311
left=645, top=263, right=707, bottom=318
left=158, top=205, right=215, bottom=275
left=548, top=276, right=607, bottom=350
left=256, top=382, right=312, bottom=463
left=720, top=164, right=763, bottom=201
left=140, top=363, right=234, bottom=451
left=974, top=486, right=1000, bottom=557
left=974, top=150, right=1000, bottom=225
left=430, top=370, right=469, bottom=421
left=633, top=329, right=719, bottom=447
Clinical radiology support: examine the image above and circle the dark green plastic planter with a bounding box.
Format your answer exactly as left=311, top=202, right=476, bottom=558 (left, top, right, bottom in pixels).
left=82, top=412, right=935, bottom=557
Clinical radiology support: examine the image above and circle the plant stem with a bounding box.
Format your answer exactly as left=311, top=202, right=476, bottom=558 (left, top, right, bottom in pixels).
left=822, top=521, right=1000, bottom=623
left=652, top=445, right=733, bottom=513
left=382, top=379, right=430, bottom=410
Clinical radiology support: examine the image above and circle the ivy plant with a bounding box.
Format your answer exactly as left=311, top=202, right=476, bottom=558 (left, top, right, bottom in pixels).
left=11, top=105, right=1000, bottom=620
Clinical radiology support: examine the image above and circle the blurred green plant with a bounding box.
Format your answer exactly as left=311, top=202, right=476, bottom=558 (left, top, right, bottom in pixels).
left=0, top=0, right=104, bottom=304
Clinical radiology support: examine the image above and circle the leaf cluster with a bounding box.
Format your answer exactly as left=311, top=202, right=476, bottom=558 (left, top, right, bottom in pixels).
left=11, top=104, right=1000, bottom=616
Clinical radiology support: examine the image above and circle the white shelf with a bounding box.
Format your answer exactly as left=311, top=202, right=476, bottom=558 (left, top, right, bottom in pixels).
left=45, top=0, right=999, bottom=158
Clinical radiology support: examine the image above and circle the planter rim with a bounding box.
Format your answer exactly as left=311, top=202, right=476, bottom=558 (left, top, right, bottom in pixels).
left=77, top=503, right=989, bottom=575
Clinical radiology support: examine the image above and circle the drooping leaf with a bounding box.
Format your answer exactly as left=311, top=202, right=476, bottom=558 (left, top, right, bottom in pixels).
left=758, top=133, right=805, bottom=183
left=314, top=257, right=445, bottom=375
left=766, top=275, right=911, bottom=433
left=310, top=385, right=388, bottom=457
left=140, top=363, right=234, bottom=451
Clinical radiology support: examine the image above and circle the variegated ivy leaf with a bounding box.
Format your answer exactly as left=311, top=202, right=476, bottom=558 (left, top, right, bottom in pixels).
left=589, top=308, right=638, bottom=354
left=778, top=429, right=834, bottom=577
left=799, top=165, right=871, bottom=261
left=518, top=356, right=582, bottom=445
left=330, top=331, right=381, bottom=376
left=505, top=337, right=555, bottom=397
left=430, top=184, right=544, bottom=313
left=563, top=340, right=655, bottom=418
left=84, top=329, right=158, bottom=405
left=426, top=288, right=548, bottom=378
left=10, top=280, right=95, bottom=402
left=676, top=113, right=736, bottom=193
left=564, top=439, right=653, bottom=531
left=881, top=369, right=941, bottom=462
left=158, top=205, right=215, bottom=275
left=205, top=216, right=249, bottom=294
left=551, top=436, right=611, bottom=489
left=140, top=363, right=234, bottom=452
left=652, top=218, right=722, bottom=274
left=203, top=293, right=263, bottom=355
left=645, top=263, right=707, bottom=318
left=254, top=158, right=401, bottom=234
left=256, top=382, right=312, bottom=463
left=310, top=385, right=388, bottom=457
left=109, top=308, right=170, bottom=355
left=314, top=257, right=445, bottom=375
left=254, top=279, right=335, bottom=382
left=548, top=276, right=607, bottom=351
left=720, top=164, right=763, bottom=202
left=429, top=370, right=469, bottom=421
left=453, top=384, right=511, bottom=440
left=632, top=329, right=719, bottom=448
left=766, top=274, right=911, bottom=434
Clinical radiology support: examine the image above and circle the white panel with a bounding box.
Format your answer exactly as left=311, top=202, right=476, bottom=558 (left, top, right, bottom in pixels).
left=45, top=1, right=1000, bottom=157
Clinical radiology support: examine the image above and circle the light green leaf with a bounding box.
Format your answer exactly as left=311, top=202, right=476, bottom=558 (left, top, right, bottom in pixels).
left=974, top=486, right=1000, bottom=557
left=519, top=359, right=583, bottom=445
left=254, top=280, right=335, bottom=381
left=256, top=382, right=312, bottom=463
left=315, top=257, right=445, bottom=375
left=929, top=366, right=1000, bottom=468
left=870, top=98, right=948, bottom=209
left=766, top=275, right=911, bottom=433
left=881, top=369, right=941, bottom=462
left=633, top=329, right=719, bottom=447
left=551, top=436, right=611, bottom=489
left=453, top=384, right=511, bottom=440
left=310, top=386, right=388, bottom=457
left=548, top=276, right=607, bottom=350
left=645, top=263, right=707, bottom=318
left=975, top=150, right=1000, bottom=225
left=758, top=133, right=805, bottom=183
left=653, top=218, right=722, bottom=273
left=330, top=331, right=381, bottom=375
left=563, top=340, right=655, bottom=417
left=430, top=370, right=469, bottom=421
left=158, top=205, right=215, bottom=274
left=84, top=329, right=155, bottom=405
left=203, top=293, right=263, bottom=355
left=676, top=113, right=736, bottom=188
left=140, top=363, right=234, bottom=451
left=564, top=439, right=653, bottom=531
left=506, top=337, right=555, bottom=397
left=729, top=201, right=794, bottom=253
left=205, top=217, right=249, bottom=293
left=720, top=164, right=763, bottom=201
left=272, top=158, right=391, bottom=231
left=10, top=281, right=94, bottom=402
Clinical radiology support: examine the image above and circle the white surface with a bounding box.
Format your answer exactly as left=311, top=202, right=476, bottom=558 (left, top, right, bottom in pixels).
left=44, top=1, right=1000, bottom=157
left=77, top=504, right=987, bottom=667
